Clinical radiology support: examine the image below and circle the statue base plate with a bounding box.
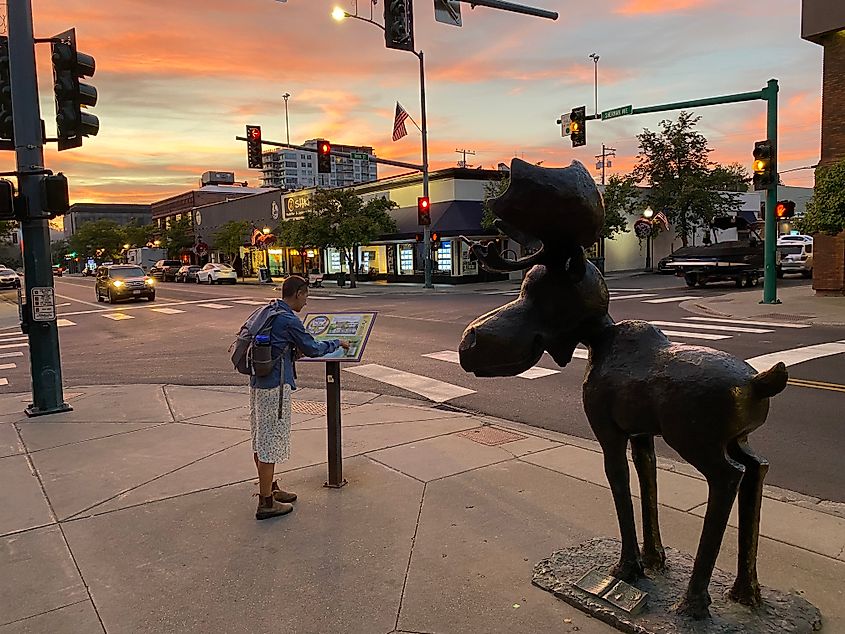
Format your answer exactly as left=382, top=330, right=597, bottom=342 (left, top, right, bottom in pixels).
left=532, top=537, right=823, bottom=633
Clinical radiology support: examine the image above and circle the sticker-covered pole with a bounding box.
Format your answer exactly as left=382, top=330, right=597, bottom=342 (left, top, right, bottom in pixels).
left=324, top=360, right=346, bottom=488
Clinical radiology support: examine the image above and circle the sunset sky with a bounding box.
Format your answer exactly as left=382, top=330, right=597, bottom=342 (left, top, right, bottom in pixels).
left=3, top=0, right=823, bottom=203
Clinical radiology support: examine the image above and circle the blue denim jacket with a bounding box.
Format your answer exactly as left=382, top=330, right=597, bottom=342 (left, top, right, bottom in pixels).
left=249, top=300, right=340, bottom=390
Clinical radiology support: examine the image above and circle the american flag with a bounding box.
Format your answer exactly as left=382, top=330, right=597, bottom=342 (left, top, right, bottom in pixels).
left=392, top=102, right=409, bottom=142
left=654, top=210, right=670, bottom=231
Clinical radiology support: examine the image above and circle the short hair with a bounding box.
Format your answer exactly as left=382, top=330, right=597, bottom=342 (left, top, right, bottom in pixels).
left=282, top=275, right=309, bottom=298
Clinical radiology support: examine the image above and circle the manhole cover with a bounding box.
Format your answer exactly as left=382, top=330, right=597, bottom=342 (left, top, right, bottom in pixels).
left=458, top=427, right=527, bottom=446
left=291, top=400, right=355, bottom=415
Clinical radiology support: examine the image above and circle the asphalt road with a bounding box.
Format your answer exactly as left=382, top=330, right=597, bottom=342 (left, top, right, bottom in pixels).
left=2, top=273, right=843, bottom=503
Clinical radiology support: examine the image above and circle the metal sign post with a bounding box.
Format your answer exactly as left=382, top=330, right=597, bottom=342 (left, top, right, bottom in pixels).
left=324, top=361, right=345, bottom=488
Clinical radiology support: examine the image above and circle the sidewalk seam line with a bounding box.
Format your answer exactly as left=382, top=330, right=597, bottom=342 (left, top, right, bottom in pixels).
left=12, top=425, right=108, bottom=632
left=0, top=599, right=92, bottom=630
left=161, top=385, right=177, bottom=422
left=365, top=455, right=427, bottom=485
left=22, top=423, right=168, bottom=455
left=394, top=482, right=426, bottom=633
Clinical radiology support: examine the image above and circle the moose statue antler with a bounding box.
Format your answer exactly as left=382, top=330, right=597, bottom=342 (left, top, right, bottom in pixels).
left=459, top=158, right=788, bottom=620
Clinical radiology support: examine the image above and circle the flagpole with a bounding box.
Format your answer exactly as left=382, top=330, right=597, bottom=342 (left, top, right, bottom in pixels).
left=418, top=50, right=432, bottom=289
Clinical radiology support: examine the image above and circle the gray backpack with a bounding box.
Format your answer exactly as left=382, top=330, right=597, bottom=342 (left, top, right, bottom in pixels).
left=230, top=302, right=286, bottom=376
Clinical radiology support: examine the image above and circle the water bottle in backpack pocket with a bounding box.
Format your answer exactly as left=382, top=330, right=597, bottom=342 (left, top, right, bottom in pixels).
left=251, top=333, right=274, bottom=377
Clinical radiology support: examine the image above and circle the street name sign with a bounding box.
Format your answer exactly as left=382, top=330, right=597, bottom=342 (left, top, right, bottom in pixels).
left=601, top=105, right=633, bottom=120
left=350, top=152, right=370, bottom=160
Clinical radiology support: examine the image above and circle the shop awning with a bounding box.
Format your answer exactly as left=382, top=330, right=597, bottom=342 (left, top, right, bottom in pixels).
left=379, top=200, right=496, bottom=241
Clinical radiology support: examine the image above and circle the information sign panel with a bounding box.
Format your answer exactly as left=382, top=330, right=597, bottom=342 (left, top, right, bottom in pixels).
left=31, top=287, right=56, bottom=321
left=300, top=312, right=377, bottom=363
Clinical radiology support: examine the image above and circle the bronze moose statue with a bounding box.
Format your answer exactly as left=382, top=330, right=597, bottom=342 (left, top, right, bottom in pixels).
left=459, top=159, right=788, bottom=619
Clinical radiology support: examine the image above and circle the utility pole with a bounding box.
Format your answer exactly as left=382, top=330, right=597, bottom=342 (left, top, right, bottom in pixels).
left=589, top=52, right=599, bottom=117
left=7, top=1, right=71, bottom=415
left=455, top=148, right=476, bottom=168
left=594, top=144, right=615, bottom=185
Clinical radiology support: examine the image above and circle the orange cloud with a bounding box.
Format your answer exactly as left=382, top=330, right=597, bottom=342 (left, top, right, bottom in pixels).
left=615, top=0, right=713, bottom=15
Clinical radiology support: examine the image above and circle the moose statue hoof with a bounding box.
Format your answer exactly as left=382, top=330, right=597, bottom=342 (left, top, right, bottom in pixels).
left=674, top=592, right=712, bottom=620
left=609, top=558, right=644, bottom=583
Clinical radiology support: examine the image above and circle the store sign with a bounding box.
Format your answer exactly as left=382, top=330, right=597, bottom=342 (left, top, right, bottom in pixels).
left=284, top=193, right=311, bottom=220
left=271, top=200, right=280, bottom=220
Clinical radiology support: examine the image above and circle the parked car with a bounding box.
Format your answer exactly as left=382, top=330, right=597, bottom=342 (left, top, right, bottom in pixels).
left=777, top=235, right=813, bottom=278
left=149, top=259, right=182, bottom=282
left=51, top=264, right=64, bottom=277
left=175, top=264, right=201, bottom=283
left=95, top=265, right=155, bottom=303
left=0, top=266, right=21, bottom=289
left=196, top=263, right=237, bottom=284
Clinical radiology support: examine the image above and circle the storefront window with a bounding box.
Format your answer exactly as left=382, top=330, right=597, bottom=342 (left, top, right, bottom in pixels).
left=268, top=249, right=285, bottom=277
left=326, top=248, right=345, bottom=274
left=435, top=240, right=453, bottom=274
left=398, top=244, right=414, bottom=275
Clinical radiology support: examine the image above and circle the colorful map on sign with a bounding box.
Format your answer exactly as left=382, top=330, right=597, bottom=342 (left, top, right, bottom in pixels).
left=301, top=312, right=377, bottom=362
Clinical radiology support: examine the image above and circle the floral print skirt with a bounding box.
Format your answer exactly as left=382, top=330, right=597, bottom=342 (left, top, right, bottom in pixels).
left=249, top=384, right=292, bottom=464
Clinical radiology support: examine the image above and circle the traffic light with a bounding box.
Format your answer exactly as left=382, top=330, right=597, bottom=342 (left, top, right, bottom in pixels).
left=417, top=196, right=431, bottom=226
left=431, top=232, right=440, bottom=252
left=0, top=36, right=13, bottom=145
left=569, top=106, right=586, bottom=147
left=0, top=179, right=14, bottom=220
left=752, top=140, right=774, bottom=191
left=51, top=28, right=99, bottom=151
left=775, top=200, right=795, bottom=219
left=246, top=125, right=262, bottom=169
left=317, top=140, right=332, bottom=174
left=384, top=0, right=414, bottom=52
left=42, top=173, right=70, bottom=218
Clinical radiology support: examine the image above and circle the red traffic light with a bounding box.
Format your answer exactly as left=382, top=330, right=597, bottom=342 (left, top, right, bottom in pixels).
left=417, top=196, right=431, bottom=226
left=775, top=202, right=787, bottom=219
left=319, top=141, right=331, bottom=155
left=248, top=126, right=261, bottom=141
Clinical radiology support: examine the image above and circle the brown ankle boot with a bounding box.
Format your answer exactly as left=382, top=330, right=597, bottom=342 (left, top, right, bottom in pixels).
left=255, top=495, right=293, bottom=520
left=272, top=481, right=297, bottom=503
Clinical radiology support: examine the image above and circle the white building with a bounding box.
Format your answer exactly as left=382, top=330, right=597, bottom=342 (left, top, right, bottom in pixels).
left=260, top=140, right=378, bottom=190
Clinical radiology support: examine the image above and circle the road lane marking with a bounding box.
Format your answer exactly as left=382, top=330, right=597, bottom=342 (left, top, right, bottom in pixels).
left=423, top=350, right=562, bottom=379
left=150, top=308, right=186, bottom=315
left=643, top=295, right=699, bottom=304
left=0, top=378, right=7, bottom=386
left=306, top=296, right=338, bottom=300
left=197, top=303, right=232, bottom=309
left=0, top=351, right=24, bottom=358
left=0, top=363, right=15, bottom=370
left=609, top=293, right=658, bottom=300
left=0, top=342, right=27, bottom=349
left=745, top=340, right=845, bottom=372
left=233, top=300, right=268, bottom=306
left=57, top=319, right=76, bottom=327
left=60, top=297, right=253, bottom=317
left=649, top=320, right=773, bottom=334
left=608, top=288, right=643, bottom=292
left=684, top=316, right=811, bottom=329
left=659, top=330, right=730, bottom=340
left=56, top=302, right=71, bottom=307
left=102, top=313, right=134, bottom=321
left=344, top=363, right=475, bottom=403
left=787, top=378, right=845, bottom=394
left=54, top=293, right=103, bottom=309
left=0, top=334, right=27, bottom=342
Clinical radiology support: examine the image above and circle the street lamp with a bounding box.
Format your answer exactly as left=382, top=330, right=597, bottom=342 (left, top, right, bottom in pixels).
left=282, top=92, right=291, bottom=145
left=332, top=6, right=433, bottom=289
left=588, top=53, right=599, bottom=117
left=643, top=206, right=654, bottom=272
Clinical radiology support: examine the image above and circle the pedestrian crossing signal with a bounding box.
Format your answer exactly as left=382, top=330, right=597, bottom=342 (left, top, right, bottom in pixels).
left=775, top=200, right=795, bottom=219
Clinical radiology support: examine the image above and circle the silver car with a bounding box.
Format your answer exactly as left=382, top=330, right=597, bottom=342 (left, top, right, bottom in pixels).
left=0, top=267, right=21, bottom=289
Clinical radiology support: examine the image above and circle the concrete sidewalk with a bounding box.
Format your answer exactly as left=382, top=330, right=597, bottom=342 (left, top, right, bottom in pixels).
left=681, top=282, right=845, bottom=326
left=1, top=385, right=843, bottom=633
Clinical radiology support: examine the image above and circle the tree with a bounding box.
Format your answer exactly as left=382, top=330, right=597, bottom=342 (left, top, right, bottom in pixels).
left=69, top=220, right=126, bottom=261
left=276, top=212, right=327, bottom=275
left=632, top=111, right=743, bottom=246
left=799, top=159, right=845, bottom=236
left=213, top=220, right=250, bottom=278
left=161, top=215, right=194, bottom=258
left=123, top=219, right=157, bottom=248
left=600, top=174, right=636, bottom=240
left=710, top=163, right=751, bottom=192
left=51, top=238, right=70, bottom=265
left=308, top=189, right=397, bottom=288
left=481, top=175, right=509, bottom=231
left=0, top=220, right=18, bottom=245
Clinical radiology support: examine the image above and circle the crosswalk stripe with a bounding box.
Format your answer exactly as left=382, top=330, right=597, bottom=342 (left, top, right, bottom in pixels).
left=57, top=319, right=76, bottom=327
left=0, top=351, right=24, bottom=358
left=233, top=300, right=268, bottom=306
left=0, top=342, right=27, bottom=349
left=685, top=316, right=811, bottom=329
left=344, top=363, right=475, bottom=403
left=643, top=295, right=698, bottom=304
left=0, top=363, right=16, bottom=370
left=0, top=336, right=27, bottom=342
left=0, top=331, right=24, bottom=339
left=610, top=293, right=658, bottom=301
left=151, top=308, right=186, bottom=315
left=197, top=303, right=232, bottom=309
left=649, top=320, right=773, bottom=334
left=608, top=288, right=643, bottom=292
left=423, top=350, right=561, bottom=379
left=745, top=339, right=845, bottom=372
left=659, top=330, right=730, bottom=340
left=0, top=378, right=7, bottom=386
left=102, top=313, right=134, bottom=321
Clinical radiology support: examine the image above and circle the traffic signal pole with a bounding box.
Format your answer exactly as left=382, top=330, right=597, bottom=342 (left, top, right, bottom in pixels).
left=574, top=80, right=781, bottom=303
left=7, top=1, right=71, bottom=415
left=418, top=50, right=433, bottom=289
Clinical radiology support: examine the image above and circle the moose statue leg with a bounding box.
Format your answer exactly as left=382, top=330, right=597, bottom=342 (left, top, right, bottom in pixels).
left=594, top=425, right=644, bottom=582
left=727, top=438, right=769, bottom=606
left=631, top=435, right=666, bottom=570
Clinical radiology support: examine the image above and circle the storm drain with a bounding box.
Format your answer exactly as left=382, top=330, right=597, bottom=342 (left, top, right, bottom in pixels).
left=754, top=313, right=814, bottom=322
left=291, top=400, right=355, bottom=415
left=458, top=427, right=527, bottom=446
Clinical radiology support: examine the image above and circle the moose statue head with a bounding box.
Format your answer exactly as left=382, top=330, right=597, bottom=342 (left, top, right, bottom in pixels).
left=460, top=158, right=788, bottom=620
